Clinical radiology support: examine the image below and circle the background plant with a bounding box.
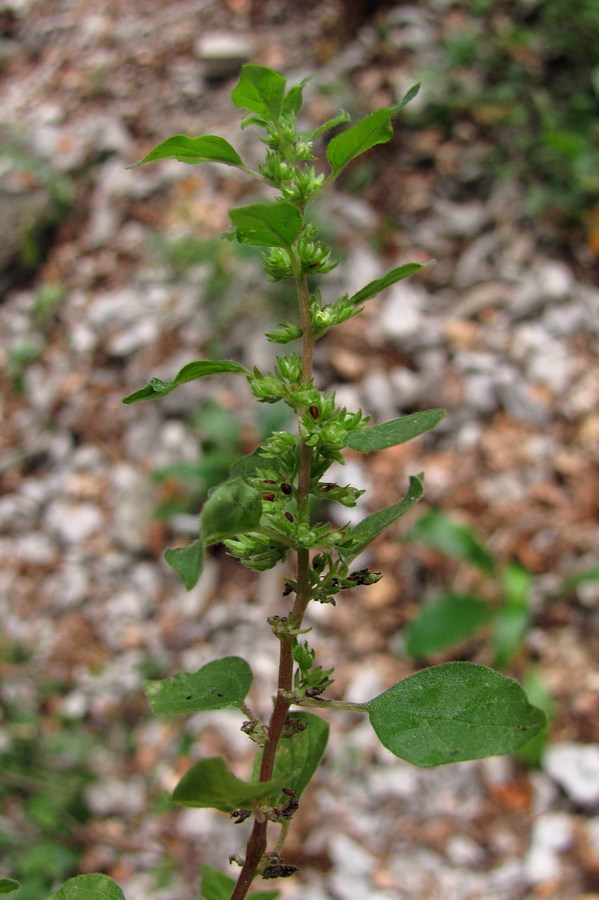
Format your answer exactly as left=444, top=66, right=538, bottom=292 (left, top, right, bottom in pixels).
left=415, top=0, right=599, bottom=248
left=12, top=66, right=546, bottom=900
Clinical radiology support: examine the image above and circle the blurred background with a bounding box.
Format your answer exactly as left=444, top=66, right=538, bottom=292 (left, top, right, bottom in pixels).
left=1, top=1, right=599, bottom=897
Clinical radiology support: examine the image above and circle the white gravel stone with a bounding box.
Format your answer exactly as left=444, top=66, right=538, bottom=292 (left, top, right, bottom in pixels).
left=44, top=500, right=103, bottom=543
left=544, top=742, right=599, bottom=806
left=380, top=282, right=427, bottom=344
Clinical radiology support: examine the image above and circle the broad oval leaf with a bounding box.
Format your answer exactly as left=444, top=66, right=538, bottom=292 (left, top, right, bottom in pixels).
left=367, top=661, right=546, bottom=767
left=338, top=474, right=424, bottom=561
left=0, top=880, right=19, bottom=895
left=407, top=509, right=496, bottom=575
left=145, top=656, right=253, bottom=715
left=345, top=409, right=445, bottom=452
left=327, top=107, right=395, bottom=175
left=253, top=712, right=329, bottom=804
left=229, top=202, right=303, bottom=248
left=172, top=757, right=288, bottom=812
left=46, top=874, right=126, bottom=900
left=201, top=477, right=263, bottom=545
left=164, top=538, right=205, bottom=591
left=229, top=446, right=267, bottom=479
left=404, top=592, right=493, bottom=660
left=122, top=360, right=248, bottom=404
left=349, top=261, right=433, bottom=306
left=201, top=864, right=280, bottom=900
left=231, top=65, right=286, bottom=121
left=130, top=134, right=243, bottom=168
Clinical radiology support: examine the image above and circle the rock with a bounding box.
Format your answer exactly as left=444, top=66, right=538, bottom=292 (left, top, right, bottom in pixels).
left=511, top=260, right=574, bottom=319
left=524, top=812, right=573, bottom=885
left=195, top=32, right=252, bottom=80
left=544, top=743, right=599, bottom=807
left=44, top=500, right=103, bottom=544
left=379, top=282, right=428, bottom=345
left=110, top=464, right=158, bottom=552
left=433, top=198, right=489, bottom=238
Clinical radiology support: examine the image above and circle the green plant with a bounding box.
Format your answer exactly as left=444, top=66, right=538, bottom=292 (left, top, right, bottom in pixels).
left=404, top=508, right=555, bottom=764
left=418, top=0, right=599, bottom=243
left=27, top=66, right=545, bottom=900
left=404, top=508, right=533, bottom=668
left=0, top=673, right=95, bottom=898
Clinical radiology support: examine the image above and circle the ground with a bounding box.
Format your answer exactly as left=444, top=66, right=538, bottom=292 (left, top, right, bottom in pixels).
left=1, top=2, right=599, bottom=898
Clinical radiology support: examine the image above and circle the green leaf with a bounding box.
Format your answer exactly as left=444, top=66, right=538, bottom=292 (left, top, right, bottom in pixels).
left=405, top=592, right=493, bottom=659
left=200, top=865, right=280, bottom=900
left=561, top=564, right=599, bottom=593
left=229, top=202, right=303, bottom=248
left=0, top=880, right=19, bottom=895
left=407, top=509, right=496, bottom=575
left=367, top=661, right=546, bottom=767
left=394, top=81, right=421, bottom=112
left=339, top=474, right=424, bottom=561
left=129, top=134, right=243, bottom=168
left=282, top=77, right=311, bottom=118
left=200, top=867, right=233, bottom=900
left=172, top=757, right=288, bottom=812
left=145, top=656, right=253, bottom=715
left=515, top=670, right=553, bottom=769
left=122, top=360, right=248, bottom=404
left=201, top=477, right=263, bottom=544
left=345, top=409, right=445, bottom=452
left=325, top=90, right=420, bottom=176
left=308, top=110, right=352, bottom=141
left=492, top=564, right=532, bottom=669
left=229, top=447, right=267, bottom=479
left=164, top=538, right=205, bottom=590
left=46, top=874, right=126, bottom=899
left=349, top=261, right=432, bottom=306
left=253, top=712, right=328, bottom=804
left=231, top=65, right=286, bottom=121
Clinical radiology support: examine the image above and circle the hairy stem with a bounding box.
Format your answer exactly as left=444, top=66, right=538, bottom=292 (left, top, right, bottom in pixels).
left=232, top=266, right=314, bottom=898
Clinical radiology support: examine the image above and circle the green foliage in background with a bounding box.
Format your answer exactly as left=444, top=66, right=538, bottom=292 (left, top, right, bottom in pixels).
left=420, top=0, right=599, bottom=237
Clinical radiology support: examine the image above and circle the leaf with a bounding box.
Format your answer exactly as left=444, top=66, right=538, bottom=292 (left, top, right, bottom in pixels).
left=201, top=477, right=263, bottom=544
left=308, top=110, right=352, bottom=141
left=394, top=81, right=421, bottom=112
left=404, top=592, right=493, bottom=659
left=122, top=360, right=248, bottom=404
left=231, top=65, right=286, bottom=121
left=515, top=670, right=553, bottom=769
left=0, top=881, right=19, bottom=895
left=229, top=202, right=303, bottom=248
left=325, top=91, right=418, bottom=176
left=253, top=712, right=329, bottom=804
left=46, top=874, right=126, bottom=900
left=164, top=538, right=205, bottom=591
left=345, top=409, right=445, bottom=452
left=129, top=134, right=243, bottom=169
left=145, top=656, right=253, bottom=715
left=200, top=865, right=280, bottom=900
left=492, top=564, right=532, bottom=669
left=338, top=474, right=424, bottom=561
left=561, top=564, right=599, bottom=593
left=282, top=77, right=311, bottom=118
left=200, top=867, right=233, bottom=900
left=349, top=261, right=433, bottom=306
left=367, top=661, right=546, bottom=767
left=407, top=509, right=496, bottom=575
left=172, top=757, right=288, bottom=813
left=229, top=446, right=267, bottom=479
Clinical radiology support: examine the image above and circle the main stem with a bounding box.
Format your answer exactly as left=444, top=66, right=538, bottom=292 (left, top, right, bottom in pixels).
left=231, top=265, right=313, bottom=899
